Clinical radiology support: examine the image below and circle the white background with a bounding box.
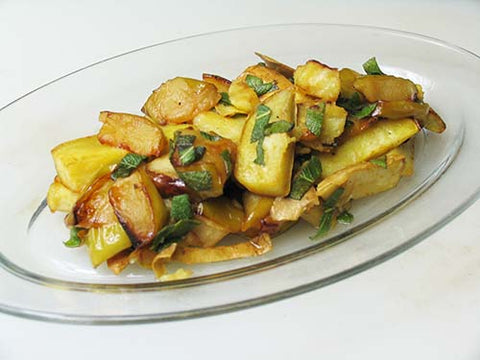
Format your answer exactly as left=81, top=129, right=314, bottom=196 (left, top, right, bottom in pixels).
left=1, top=0, right=480, bottom=359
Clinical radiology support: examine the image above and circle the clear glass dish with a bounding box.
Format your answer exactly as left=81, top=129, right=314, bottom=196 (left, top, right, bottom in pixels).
left=1, top=24, right=479, bottom=324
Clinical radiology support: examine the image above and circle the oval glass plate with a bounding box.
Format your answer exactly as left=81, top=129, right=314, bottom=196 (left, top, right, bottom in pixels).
left=1, top=24, right=479, bottom=324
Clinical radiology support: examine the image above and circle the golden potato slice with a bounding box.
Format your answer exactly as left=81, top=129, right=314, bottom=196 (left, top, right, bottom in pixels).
left=109, top=168, right=168, bottom=247
left=85, top=221, right=132, bottom=267
left=294, top=60, right=341, bottom=101
left=51, top=135, right=128, bottom=193
left=242, top=192, right=274, bottom=232
left=173, top=233, right=272, bottom=264
left=98, top=111, right=167, bottom=157
left=159, top=123, right=191, bottom=141
left=316, top=153, right=406, bottom=205
left=420, top=108, right=446, bottom=134
left=234, top=88, right=296, bottom=197
left=319, top=118, right=420, bottom=177
left=339, top=68, right=362, bottom=99
left=142, top=77, right=220, bottom=124
left=353, top=75, right=418, bottom=102
left=74, top=174, right=117, bottom=228
left=228, top=77, right=259, bottom=113
left=146, top=154, right=187, bottom=196
left=270, top=187, right=319, bottom=222
left=372, top=100, right=429, bottom=121
left=193, top=111, right=246, bottom=144
left=47, top=177, right=81, bottom=213
left=200, top=197, right=244, bottom=233
left=202, top=73, right=231, bottom=93
left=182, top=215, right=230, bottom=248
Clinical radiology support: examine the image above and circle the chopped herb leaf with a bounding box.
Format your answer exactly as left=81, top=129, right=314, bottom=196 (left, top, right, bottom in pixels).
left=310, top=208, right=334, bottom=239
left=174, top=133, right=196, bottom=150
left=254, top=139, right=265, bottom=165
left=219, top=92, right=232, bottom=106
left=200, top=131, right=221, bottom=141
left=324, top=187, right=345, bottom=208
left=257, top=62, right=266, bottom=67
left=305, top=104, right=325, bottom=137
left=290, top=156, right=322, bottom=200
left=194, top=146, right=206, bottom=159
left=338, top=92, right=363, bottom=112
left=221, top=150, right=233, bottom=177
left=151, top=219, right=200, bottom=252
left=353, top=103, right=377, bottom=119
left=111, top=153, right=147, bottom=180
left=337, top=210, right=354, bottom=225
left=251, top=104, right=271, bottom=142
left=178, top=146, right=196, bottom=165
left=245, top=74, right=276, bottom=96
left=363, top=57, right=385, bottom=75
left=64, top=226, right=84, bottom=248
left=370, top=155, right=387, bottom=169
left=170, top=194, right=193, bottom=222
left=264, top=120, right=294, bottom=135
left=178, top=170, right=213, bottom=191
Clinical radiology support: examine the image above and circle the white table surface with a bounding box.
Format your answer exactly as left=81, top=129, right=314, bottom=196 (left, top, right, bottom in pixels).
left=1, top=1, right=479, bottom=359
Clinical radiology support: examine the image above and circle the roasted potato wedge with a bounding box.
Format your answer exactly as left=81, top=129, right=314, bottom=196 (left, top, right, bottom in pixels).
left=193, top=111, right=246, bottom=144
left=202, top=73, right=231, bottom=93
left=339, top=68, right=362, bottom=99
left=242, top=192, right=275, bottom=232
left=98, top=111, right=167, bottom=157
left=47, top=177, right=81, bottom=213
left=146, top=154, right=187, bottom=196
left=142, top=77, right=220, bottom=124
left=294, top=60, right=341, bottom=101
left=200, top=197, right=244, bottom=233
left=353, top=75, right=418, bottom=102
left=228, top=77, right=259, bottom=113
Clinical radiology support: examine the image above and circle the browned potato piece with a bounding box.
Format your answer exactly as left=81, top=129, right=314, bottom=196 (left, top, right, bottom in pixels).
left=47, top=177, right=81, bottom=213
left=294, top=60, right=341, bottom=101
left=372, top=101, right=429, bottom=120
left=142, top=77, right=220, bottom=124
left=109, top=168, right=168, bottom=247
left=228, top=78, right=259, bottom=113
left=146, top=154, right=187, bottom=197
left=301, top=205, right=323, bottom=227
left=173, top=233, right=272, bottom=264
left=74, top=174, right=117, bottom=228
left=255, top=52, right=295, bottom=79
left=387, top=140, right=415, bottom=176
left=193, top=111, right=246, bottom=144
left=243, top=64, right=293, bottom=99
left=420, top=108, right=446, bottom=134
left=319, top=118, right=420, bottom=177
left=202, top=73, right=231, bottom=93
left=270, top=187, right=319, bottom=222
left=85, top=222, right=132, bottom=267
left=353, top=75, right=418, bottom=102
left=339, top=68, right=362, bottom=99
left=200, top=197, right=244, bottom=233
left=98, top=111, right=167, bottom=157
left=159, top=123, right=191, bottom=141
left=242, top=192, right=274, bottom=232
left=182, top=215, right=230, bottom=248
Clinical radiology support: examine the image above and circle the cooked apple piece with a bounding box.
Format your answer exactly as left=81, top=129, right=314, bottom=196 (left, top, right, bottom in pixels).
left=47, top=177, right=81, bottom=213
left=228, top=77, right=259, bottom=113
left=142, top=77, right=220, bottom=124
left=234, top=88, right=296, bottom=197
left=316, top=153, right=406, bottom=207
left=98, top=111, right=167, bottom=157
left=353, top=75, right=418, bottom=102
left=200, top=197, right=244, bottom=233
left=51, top=135, right=128, bottom=193
left=294, top=60, right=341, bottom=101
left=270, top=187, right=319, bottom=222
left=319, top=118, right=420, bottom=177
left=339, top=68, right=362, bottom=99
left=170, top=128, right=236, bottom=199
left=182, top=215, right=230, bottom=248
left=173, top=233, right=272, bottom=264
left=109, top=168, right=168, bottom=247
left=242, top=192, right=274, bottom=232
left=73, top=174, right=117, bottom=228
left=202, top=73, right=231, bottom=93
left=193, top=111, right=246, bottom=144
left=146, top=154, right=187, bottom=196
left=255, top=52, right=295, bottom=80
left=85, top=221, right=132, bottom=267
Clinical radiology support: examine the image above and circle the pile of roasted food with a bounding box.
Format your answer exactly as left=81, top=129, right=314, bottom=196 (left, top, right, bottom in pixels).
left=46, top=53, right=445, bottom=280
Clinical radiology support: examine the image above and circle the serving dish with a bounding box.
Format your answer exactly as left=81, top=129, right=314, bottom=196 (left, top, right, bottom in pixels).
left=1, top=24, right=479, bottom=324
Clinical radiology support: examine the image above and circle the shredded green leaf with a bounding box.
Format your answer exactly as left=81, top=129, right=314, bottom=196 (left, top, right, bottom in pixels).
left=111, top=153, right=148, bottom=180
left=337, top=92, right=363, bottom=112
left=289, top=156, right=322, bottom=200
left=221, top=150, right=233, bottom=177
left=305, top=104, right=325, bottom=137
left=151, top=219, right=200, bottom=252
left=64, top=226, right=84, bottom=248
left=219, top=92, right=232, bottom=106
left=310, top=208, right=334, bottom=239
left=178, top=146, right=196, bottom=165
left=200, top=131, right=221, bottom=142
left=174, top=133, right=196, bottom=150
left=254, top=139, right=265, bottom=165
left=251, top=104, right=271, bottom=142
left=353, top=103, right=377, bottom=119
left=170, top=194, right=193, bottom=222
left=363, top=57, right=385, bottom=75
left=337, top=210, right=354, bottom=225
left=264, top=120, right=293, bottom=136
left=245, top=75, right=277, bottom=96
left=370, top=155, right=387, bottom=169
left=324, top=187, right=345, bottom=208
left=178, top=170, right=213, bottom=192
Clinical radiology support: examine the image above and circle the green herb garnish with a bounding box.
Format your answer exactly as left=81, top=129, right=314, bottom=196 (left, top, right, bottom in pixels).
left=219, top=92, right=232, bottom=106
left=111, top=153, right=147, bottom=180
left=221, top=150, right=233, bottom=177
left=310, top=187, right=345, bottom=240
left=353, top=103, right=377, bottom=119
left=178, top=170, right=213, bottom=191
left=254, top=139, right=265, bottom=165
left=64, top=226, right=84, bottom=248
left=251, top=104, right=271, bottom=142
left=200, top=131, right=221, bottom=142
left=324, top=187, right=345, bottom=208
left=170, top=194, right=193, bottom=222
left=264, top=120, right=294, bottom=136
left=245, top=75, right=277, bottom=96
left=174, top=133, right=196, bottom=150
left=337, top=92, right=363, bottom=112
left=151, top=219, right=200, bottom=252
left=337, top=210, right=354, bottom=225
left=173, top=133, right=205, bottom=165
left=305, top=103, right=325, bottom=137
left=289, top=156, right=322, bottom=200
left=370, top=155, right=387, bottom=169
left=363, top=57, right=385, bottom=75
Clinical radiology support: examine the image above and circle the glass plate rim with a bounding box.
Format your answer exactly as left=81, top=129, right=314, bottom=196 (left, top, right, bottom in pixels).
left=1, top=23, right=479, bottom=324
